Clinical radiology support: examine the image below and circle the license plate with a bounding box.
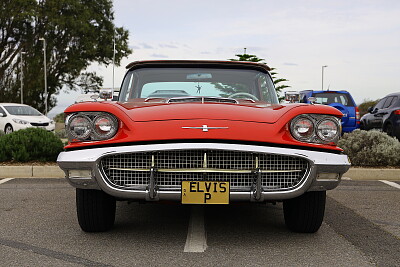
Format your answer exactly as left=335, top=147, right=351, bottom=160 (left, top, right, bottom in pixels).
left=181, top=181, right=229, bottom=204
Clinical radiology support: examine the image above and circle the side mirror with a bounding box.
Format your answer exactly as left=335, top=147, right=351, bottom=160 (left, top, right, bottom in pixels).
left=0, top=113, right=4, bottom=117
left=284, top=91, right=300, bottom=103
left=308, top=97, right=317, bottom=105
left=99, top=89, right=113, bottom=101
left=367, top=106, right=373, bottom=113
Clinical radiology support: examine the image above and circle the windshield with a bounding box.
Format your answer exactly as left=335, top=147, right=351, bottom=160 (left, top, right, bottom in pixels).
left=312, top=92, right=355, bottom=107
left=119, top=68, right=278, bottom=104
left=5, top=106, right=42, bottom=116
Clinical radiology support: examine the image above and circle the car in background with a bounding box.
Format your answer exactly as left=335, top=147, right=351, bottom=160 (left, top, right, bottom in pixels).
left=299, top=90, right=360, bottom=133
left=360, top=92, right=400, bottom=139
left=0, top=103, right=55, bottom=134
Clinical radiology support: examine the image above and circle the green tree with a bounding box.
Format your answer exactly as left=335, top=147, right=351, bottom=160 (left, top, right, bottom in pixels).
left=230, top=50, right=290, bottom=100
left=0, top=0, right=131, bottom=113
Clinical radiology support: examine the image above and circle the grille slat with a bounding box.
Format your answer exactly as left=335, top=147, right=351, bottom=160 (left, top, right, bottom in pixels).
left=101, top=150, right=308, bottom=191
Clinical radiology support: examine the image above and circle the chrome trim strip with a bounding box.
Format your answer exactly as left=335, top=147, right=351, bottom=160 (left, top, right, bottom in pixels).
left=108, top=167, right=303, bottom=174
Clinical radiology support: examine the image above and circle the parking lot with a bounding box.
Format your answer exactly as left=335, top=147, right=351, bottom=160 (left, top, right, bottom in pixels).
left=0, top=178, right=399, bottom=267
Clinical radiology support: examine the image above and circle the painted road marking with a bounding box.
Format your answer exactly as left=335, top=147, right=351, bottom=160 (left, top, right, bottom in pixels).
left=379, top=180, right=400, bottom=190
left=184, top=206, right=207, bottom=253
left=342, top=177, right=352, bottom=180
left=0, top=178, right=14, bottom=185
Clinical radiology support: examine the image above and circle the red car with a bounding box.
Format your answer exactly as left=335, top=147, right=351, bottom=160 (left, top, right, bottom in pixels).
left=57, top=60, right=350, bottom=233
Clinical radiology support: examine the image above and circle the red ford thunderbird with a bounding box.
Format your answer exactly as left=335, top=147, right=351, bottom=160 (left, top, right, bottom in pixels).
left=57, top=60, right=350, bottom=233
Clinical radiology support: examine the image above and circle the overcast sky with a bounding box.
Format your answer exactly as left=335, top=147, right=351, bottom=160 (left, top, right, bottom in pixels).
left=51, top=0, right=400, bottom=117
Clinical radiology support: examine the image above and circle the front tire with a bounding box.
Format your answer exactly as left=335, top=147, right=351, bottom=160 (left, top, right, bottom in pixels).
left=76, top=189, right=116, bottom=232
left=283, top=191, right=326, bottom=233
left=384, top=123, right=393, bottom=136
left=4, top=124, right=13, bottom=134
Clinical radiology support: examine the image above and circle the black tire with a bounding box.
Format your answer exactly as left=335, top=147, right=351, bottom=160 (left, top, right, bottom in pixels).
left=359, top=122, right=365, bottom=130
left=76, top=189, right=116, bottom=232
left=384, top=123, right=393, bottom=136
left=4, top=124, right=13, bottom=134
left=283, top=191, right=326, bottom=233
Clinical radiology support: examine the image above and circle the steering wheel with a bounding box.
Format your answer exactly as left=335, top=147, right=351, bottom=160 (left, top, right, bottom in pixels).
left=228, top=92, right=258, bottom=101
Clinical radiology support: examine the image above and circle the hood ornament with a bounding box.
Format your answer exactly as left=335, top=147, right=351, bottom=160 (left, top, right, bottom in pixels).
left=182, top=125, right=229, bottom=132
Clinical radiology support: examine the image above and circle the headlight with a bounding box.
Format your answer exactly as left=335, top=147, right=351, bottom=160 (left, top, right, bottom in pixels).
left=68, top=115, right=92, bottom=140
left=317, top=119, right=339, bottom=141
left=66, top=112, right=118, bottom=142
left=291, top=116, right=314, bottom=141
left=13, top=118, right=29, bottom=124
left=290, top=115, right=340, bottom=144
left=93, top=114, right=118, bottom=139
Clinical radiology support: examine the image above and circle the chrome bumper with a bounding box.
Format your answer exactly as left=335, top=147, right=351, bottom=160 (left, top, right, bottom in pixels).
left=57, top=143, right=350, bottom=202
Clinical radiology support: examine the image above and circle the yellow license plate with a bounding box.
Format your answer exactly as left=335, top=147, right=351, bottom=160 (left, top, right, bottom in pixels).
left=181, top=181, right=230, bottom=204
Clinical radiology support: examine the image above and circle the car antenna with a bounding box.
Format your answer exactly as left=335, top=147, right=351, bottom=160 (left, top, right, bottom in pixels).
left=327, top=85, right=330, bottom=91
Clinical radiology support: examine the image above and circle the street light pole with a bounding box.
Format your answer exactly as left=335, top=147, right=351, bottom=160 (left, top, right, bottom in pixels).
left=39, top=38, right=48, bottom=115
left=112, top=36, right=116, bottom=92
left=322, top=65, right=328, bottom=91
left=20, top=51, right=26, bottom=104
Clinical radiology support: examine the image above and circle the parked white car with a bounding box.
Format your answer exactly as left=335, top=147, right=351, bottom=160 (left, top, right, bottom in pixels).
left=0, top=103, right=55, bottom=134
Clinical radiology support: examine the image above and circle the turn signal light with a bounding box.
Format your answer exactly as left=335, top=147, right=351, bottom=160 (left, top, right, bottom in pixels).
left=394, top=109, right=400, bottom=115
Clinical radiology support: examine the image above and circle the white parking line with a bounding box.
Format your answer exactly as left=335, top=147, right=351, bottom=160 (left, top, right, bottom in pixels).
left=184, top=206, right=207, bottom=253
left=0, top=178, right=14, bottom=185
left=379, top=180, right=400, bottom=190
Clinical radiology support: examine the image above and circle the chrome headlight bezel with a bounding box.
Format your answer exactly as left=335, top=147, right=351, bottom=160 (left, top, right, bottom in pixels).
left=290, top=114, right=341, bottom=144
left=66, top=112, right=119, bottom=142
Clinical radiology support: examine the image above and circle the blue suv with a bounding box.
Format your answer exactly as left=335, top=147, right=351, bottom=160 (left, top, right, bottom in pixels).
left=299, top=90, right=360, bottom=133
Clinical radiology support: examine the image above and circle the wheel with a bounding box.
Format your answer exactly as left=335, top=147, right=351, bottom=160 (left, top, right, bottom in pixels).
left=283, top=191, right=326, bottom=233
left=4, top=124, right=13, bottom=134
left=359, top=121, right=365, bottom=130
left=76, top=189, right=116, bottom=232
left=384, top=123, right=393, bottom=136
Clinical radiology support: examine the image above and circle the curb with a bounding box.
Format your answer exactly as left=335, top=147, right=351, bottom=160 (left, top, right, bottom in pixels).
left=0, top=166, right=64, bottom=178
left=0, top=166, right=399, bottom=180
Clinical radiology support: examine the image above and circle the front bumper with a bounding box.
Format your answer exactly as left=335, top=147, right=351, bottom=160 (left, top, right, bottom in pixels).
left=57, top=143, right=350, bottom=202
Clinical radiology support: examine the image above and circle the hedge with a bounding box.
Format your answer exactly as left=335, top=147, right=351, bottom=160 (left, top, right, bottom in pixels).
left=0, top=128, right=64, bottom=162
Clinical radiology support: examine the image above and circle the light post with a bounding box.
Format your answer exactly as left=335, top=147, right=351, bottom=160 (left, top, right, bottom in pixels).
left=321, top=65, right=328, bottom=91
left=20, top=51, right=26, bottom=104
left=112, top=36, right=116, bottom=92
left=39, top=38, right=48, bottom=115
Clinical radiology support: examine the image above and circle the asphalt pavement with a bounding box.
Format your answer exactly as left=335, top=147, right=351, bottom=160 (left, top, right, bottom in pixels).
left=0, top=178, right=399, bottom=267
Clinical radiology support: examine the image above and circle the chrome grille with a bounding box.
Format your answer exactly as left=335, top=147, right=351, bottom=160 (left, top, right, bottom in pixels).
left=101, top=150, right=309, bottom=191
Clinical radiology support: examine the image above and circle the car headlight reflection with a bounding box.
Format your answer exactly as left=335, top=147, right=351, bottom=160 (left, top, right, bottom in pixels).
left=67, top=112, right=118, bottom=142
left=290, top=115, right=340, bottom=144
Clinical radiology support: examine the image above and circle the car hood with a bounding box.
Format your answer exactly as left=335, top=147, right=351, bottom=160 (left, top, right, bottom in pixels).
left=116, top=102, right=305, bottom=123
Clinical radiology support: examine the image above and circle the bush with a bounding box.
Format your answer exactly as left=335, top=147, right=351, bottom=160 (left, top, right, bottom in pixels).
left=0, top=128, right=64, bottom=162
left=338, top=129, right=400, bottom=167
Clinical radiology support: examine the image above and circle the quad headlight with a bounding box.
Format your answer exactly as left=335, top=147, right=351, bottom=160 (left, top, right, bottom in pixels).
left=290, top=115, right=340, bottom=144
left=66, top=112, right=118, bottom=142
